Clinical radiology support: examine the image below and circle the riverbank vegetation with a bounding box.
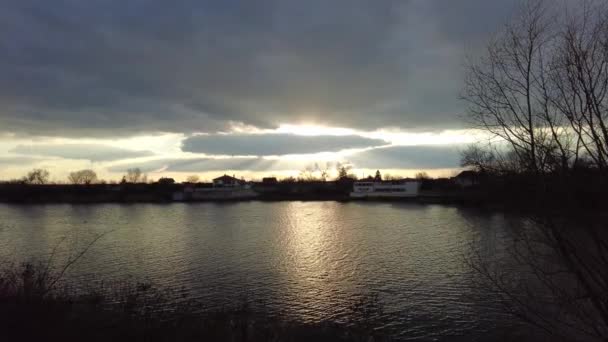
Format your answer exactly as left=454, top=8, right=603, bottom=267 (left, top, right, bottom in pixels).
left=0, top=262, right=390, bottom=342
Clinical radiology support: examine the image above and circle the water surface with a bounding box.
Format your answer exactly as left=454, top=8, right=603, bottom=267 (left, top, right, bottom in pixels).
left=0, top=202, right=527, bottom=340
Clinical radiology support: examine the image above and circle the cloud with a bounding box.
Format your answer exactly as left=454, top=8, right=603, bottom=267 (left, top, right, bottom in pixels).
left=181, top=134, right=386, bottom=156
left=347, top=145, right=461, bottom=169
left=108, top=144, right=462, bottom=174
left=108, top=157, right=277, bottom=173
left=0, top=156, right=43, bottom=166
left=11, top=144, right=153, bottom=162
left=0, top=0, right=527, bottom=137
left=109, top=157, right=347, bottom=174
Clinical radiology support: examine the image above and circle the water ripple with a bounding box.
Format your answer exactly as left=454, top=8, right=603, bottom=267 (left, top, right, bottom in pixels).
left=0, top=202, right=524, bottom=340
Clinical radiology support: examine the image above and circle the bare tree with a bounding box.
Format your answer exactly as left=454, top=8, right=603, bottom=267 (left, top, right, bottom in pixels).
left=465, top=0, right=608, bottom=175
left=298, top=162, right=332, bottom=182
left=414, top=171, right=430, bottom=180
left=335, top=162, right=358, bottom=180
left=125, top=168, right=145, bottom=183
left=316, top=162, right=332, bottom=181
left=463, top=1, right=608, bottom=340
left=24, top=169, right=50, bottom=184
left=463, top=0, right=558, bottom=174
left=281, top=176, right=296, bottom=183
left=337, top=166, right=349, bottom=179
left=336, top=162, right=351, bottom=179
left=461, top=144, right=497, bottom=173
left=461, top=143, right=529, bottom=174
left=382, top=174, right=401, bottom=181
left=471, top=214, right=608, bottom=341
left=298, top=167, right=318, bottom=182
left=186, top=175, right=200, bottom=183
left=549, top=2, right=608, bottom=170
left=67, top=169, right=98, bottom=185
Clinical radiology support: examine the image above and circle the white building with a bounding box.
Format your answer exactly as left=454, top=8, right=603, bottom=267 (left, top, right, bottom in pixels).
left=350, top=180, right=421, bottom=198
left=212, top=174, right=244, bottom=187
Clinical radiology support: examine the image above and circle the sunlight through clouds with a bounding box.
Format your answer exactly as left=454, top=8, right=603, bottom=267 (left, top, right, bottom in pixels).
left=0, top=0, right=510, bottom=181
left=0, top=124, right=480, bottom=181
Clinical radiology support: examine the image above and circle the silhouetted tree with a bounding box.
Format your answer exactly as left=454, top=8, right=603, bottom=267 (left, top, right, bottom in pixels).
left=464, top=0, right=608, bottom=175
left=24, top=169, right=50, bottom=184
left=471, top=214, right=608, bottom=341
left=461, top=144, right=529, bottom=175
left=463, top=1, right=608, bottom=340
left=460, top=144, right=497, bottom=173
left=336, top=162, right=354, bottom=180
left=338, top=167, right=348, bottom=179
left=157, top=177, right=175, bottom=185
left=298, top=162, right=332, bottom=182
left=67, top=169, right=98, bottom=185
left=382, top=174, right=401, bottom=181
left=374, top=170, right=382, bottom=181
left=414, top=172, right=430, bottom=180
left=550, top=3, right=608, bottom=171
left=316, top=162, right=331, bottom=181
left=125, top=168, right=146, bottom=183
left=186, top=175, right=200, bottom=183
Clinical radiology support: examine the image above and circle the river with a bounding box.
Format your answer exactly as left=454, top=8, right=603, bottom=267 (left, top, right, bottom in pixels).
left=0, top=201, right=532, bottom=341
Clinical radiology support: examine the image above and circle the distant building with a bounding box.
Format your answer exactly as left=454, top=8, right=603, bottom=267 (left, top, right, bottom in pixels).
left=262, top=177, right=278, bottom=184
left=212, top=174, right=243, bottom=188
left=351, top=179, right=420, bottom=198
left=453, top=171, right=481, bottom=188
left=172, top=175, right=256, bottom=201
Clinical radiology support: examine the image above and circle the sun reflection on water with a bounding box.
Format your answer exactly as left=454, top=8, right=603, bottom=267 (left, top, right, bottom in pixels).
left=0, top=202, right=519, bottom=338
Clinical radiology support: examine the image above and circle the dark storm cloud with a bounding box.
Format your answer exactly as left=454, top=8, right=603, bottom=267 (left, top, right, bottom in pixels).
left=0, top=0, right=522, bottom=137
left=348, top=145, right=461, bottom=169
left=181, top=134, right=387, bottom=156
left=11, top=144, right=153, bottom=162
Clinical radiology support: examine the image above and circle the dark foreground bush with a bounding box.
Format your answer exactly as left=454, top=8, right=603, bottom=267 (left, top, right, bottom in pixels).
left=0, top=263, right=389, bottom=342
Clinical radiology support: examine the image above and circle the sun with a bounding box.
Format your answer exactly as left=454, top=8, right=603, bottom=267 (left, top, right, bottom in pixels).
left=275, top=124, right=357, bottom=136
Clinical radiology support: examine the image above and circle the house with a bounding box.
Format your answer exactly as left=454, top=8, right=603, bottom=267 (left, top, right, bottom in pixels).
left=262, top=177, right=278, bottom=184
left=212, top=174, right=243, bottom=188
left=453, top=171, right=481, bottom=188
left=172, top=176, right=256, bottom=201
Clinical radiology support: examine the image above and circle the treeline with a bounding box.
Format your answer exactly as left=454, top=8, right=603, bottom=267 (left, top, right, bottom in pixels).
left=3, top=167, right=183, bottom=186
left=2, top=168, right=152, bottom=185
left=2, top=165, right=434, bottom=186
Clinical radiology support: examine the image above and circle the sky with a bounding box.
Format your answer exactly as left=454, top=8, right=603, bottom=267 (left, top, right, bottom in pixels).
left=0, top=0, right=522, bottom=182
